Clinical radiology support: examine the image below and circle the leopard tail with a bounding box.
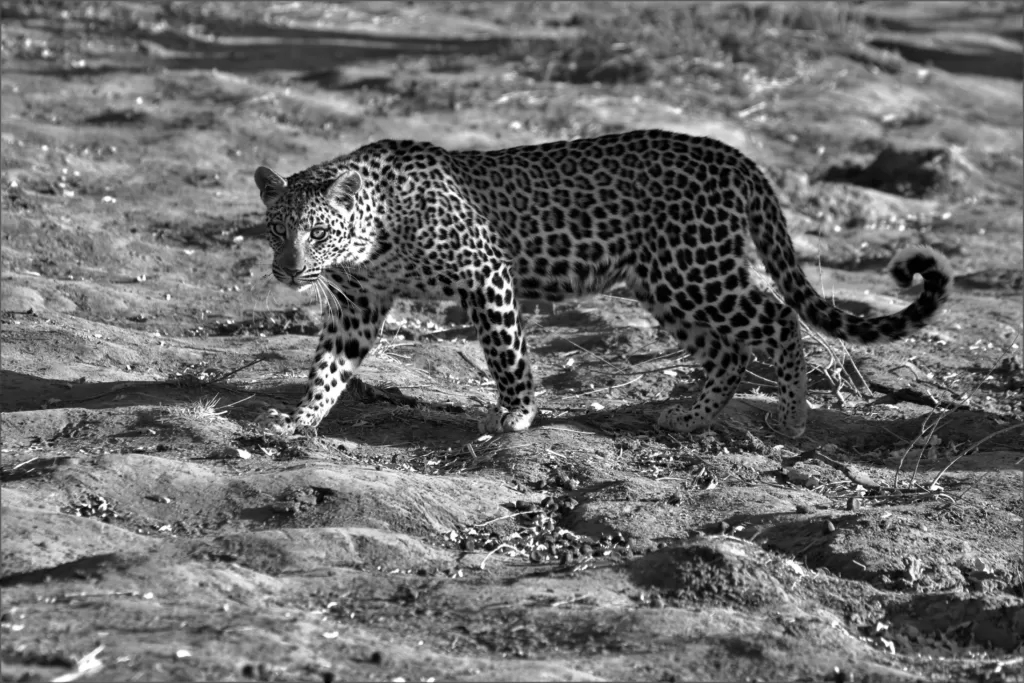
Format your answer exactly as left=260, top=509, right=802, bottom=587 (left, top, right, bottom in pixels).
left=745, top=166, right=954, bottom=344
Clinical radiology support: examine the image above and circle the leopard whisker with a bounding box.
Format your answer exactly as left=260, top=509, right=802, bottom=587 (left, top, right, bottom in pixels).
left=312, top=280, right=324, bottom=315
left=313, top=279, right=327, bottom=316
left=320, top=275, right=362, bottom=311
left=323, top=280, right=342, bottom=318
left=315, top=279, right=340, bottom=319
left=316, top=278, right=332, bottom=312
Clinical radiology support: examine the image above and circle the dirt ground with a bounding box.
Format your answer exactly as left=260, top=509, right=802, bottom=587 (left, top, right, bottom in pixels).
left=1, top=2, right=1022, bottom=681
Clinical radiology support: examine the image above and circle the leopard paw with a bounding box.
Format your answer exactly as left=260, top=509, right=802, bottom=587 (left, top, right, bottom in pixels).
left=255, top=408, right=296, bottom=436
left=656, top=406, right=712, bottom=434
left=478, top=405, right=535, bottom=434
left=764, top=412, right=806, bottom=439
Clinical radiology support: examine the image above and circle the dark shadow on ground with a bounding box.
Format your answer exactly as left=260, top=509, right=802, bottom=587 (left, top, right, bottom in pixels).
left=0, top=370, right=190, bottom=413
left=8, top=13, right=524, bottom=76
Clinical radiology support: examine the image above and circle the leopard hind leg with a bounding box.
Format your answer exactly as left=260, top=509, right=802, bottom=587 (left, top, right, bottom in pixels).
left=733, top=288, right=808, bottom=438
left=649, top=309, right=752, bottom=434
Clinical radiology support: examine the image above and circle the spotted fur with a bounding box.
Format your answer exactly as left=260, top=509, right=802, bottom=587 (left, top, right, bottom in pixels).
left=253, top=130, right=953, bottom=438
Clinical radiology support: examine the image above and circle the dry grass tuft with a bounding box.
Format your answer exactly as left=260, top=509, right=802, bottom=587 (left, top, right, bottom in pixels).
left=164, top=396, right=236, bottom=424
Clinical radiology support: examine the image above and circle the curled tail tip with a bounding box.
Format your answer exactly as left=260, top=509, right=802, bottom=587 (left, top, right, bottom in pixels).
left=888, top=246, right=955, bottom=291
left=802, top=246, right=953, bottom=345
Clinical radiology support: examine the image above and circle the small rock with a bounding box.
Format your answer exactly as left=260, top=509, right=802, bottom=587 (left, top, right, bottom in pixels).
left=787, top=468, right=821, bottom=489
left=847, top=497, right=861, bottom=511
left=832, top=667, right=851, bottom=683
left=215, top=446, right=251, bottom=460
left=824, top=520, right=836, bottom=534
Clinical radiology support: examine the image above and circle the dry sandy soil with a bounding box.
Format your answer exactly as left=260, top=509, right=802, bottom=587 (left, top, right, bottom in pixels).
left=1, top=2, right=1023, bottom=681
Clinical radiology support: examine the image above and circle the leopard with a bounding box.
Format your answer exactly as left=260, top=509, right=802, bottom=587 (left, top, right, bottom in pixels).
left=252, top=129, right=953, bottom=439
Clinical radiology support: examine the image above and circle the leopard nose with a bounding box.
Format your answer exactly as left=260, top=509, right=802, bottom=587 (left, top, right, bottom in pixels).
left=280, top=266, right=303, bottom=278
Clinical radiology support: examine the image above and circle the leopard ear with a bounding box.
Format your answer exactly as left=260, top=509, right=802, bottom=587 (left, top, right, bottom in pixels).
left=254, top=167, right=286, bottom=207
left=326, top=170, right=362, bottom=212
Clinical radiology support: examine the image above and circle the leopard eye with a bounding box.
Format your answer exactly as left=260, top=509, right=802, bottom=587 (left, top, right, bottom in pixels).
left=310, top=227, right=329, bottom=241
left=268, top=222, right=285, bottom=237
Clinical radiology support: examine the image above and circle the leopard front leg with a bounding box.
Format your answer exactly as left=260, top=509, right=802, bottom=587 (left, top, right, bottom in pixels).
left=259, top=294, right=391, bottom=436
left=460, top=266, right=538, bottom=434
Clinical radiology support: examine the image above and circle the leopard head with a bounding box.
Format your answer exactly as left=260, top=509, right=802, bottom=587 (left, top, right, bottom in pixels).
left=253, top=165, right=368, bottom=288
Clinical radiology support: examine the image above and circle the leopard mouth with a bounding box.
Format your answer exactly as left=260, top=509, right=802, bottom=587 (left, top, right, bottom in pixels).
left=277, top=274, right=319, bottom=289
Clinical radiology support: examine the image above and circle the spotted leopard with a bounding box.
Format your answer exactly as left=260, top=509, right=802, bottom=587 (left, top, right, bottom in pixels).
left=253, top=129, right=952, bottom=438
